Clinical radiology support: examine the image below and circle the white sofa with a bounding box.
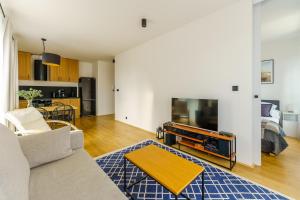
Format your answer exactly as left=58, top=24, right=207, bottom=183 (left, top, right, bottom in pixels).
left=0, top=124, right=127, bottom=200
left=5, top=107, right=82, bottom=135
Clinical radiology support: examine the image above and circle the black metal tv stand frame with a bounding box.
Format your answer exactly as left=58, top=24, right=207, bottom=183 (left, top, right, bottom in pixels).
left=163, top=123, right=236, bottom=170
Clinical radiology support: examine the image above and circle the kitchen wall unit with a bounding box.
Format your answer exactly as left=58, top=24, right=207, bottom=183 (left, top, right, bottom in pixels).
left=18, top=51, right=32, bottom=80
left=18, top=51, right=79, bottom=83
left=49, top=57, right=79, bottom=82
left=68, top=59, right=79, bottom=82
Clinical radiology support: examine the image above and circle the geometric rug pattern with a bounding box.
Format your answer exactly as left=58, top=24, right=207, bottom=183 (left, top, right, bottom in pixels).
left=96, top=140, right=289, bottom=200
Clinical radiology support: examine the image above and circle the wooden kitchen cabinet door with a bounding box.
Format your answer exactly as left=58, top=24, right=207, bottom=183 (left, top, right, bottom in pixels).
left=68, top=59, right=79, bottom=82
left=49, top=64, right=60, bottom=81
left=52, top=98, right=70, bottom=105
left=69, top=98, right=81, bottom=118
left=49, top=57, right=78, bottom=82
left=49, top=58, right=68, bottom=81
left=59, top=57, right=69, bottom=82
left=19, top=100, right=28, bottom=108
left=18, top=51, right=32, bottom=80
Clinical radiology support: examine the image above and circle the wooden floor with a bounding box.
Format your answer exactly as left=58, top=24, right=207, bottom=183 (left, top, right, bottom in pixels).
left=76, top=115, right=300, bottom=199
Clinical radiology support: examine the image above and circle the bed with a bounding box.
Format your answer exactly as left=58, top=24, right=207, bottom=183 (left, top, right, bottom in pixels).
left=261, top=100, right=288, bottom=155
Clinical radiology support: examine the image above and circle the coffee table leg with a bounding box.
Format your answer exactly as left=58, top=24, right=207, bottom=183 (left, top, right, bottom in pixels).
left=124, top=157, right=127, bottom=192
left=202, top=171, right=205, bottom=200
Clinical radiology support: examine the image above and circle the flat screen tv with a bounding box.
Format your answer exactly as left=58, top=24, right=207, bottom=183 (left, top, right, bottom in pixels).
left=171, top=98, right=218, bottom=131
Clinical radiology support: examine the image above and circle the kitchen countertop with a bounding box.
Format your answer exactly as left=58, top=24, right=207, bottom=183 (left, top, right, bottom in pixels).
left=19, top=97, right=80, bottom=100
left=51, top=97, right=80, bottom=99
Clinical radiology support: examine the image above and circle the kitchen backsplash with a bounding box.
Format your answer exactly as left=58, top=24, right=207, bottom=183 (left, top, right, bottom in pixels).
left=19, top=86, right=78, bottom=99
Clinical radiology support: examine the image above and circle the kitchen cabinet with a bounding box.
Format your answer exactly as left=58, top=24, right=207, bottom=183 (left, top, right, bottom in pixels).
left=19, top=100, right=28, bottom=109
left=19, top=98, right=81, bottom=118
left=52, top=98, right=81, bottom=118
left=18, top=51, right=79, bottom=83
left=68, top=59, right=79, bottom=82
left=51, top=98, right=70, bottom=105
left=49, top=58, right=68, bottom=81
left=49, top=57, right=79, bottom=82
left=18, top=51, right=32, bottom=80
left=49, top=64, right=59, bottom=81
left=59, top=58, right=69, bottom=82
left=69, top=98, right=81, bottom=118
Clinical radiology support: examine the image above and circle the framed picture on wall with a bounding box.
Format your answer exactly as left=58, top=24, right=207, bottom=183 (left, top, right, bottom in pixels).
left=261, top=59, right=274, bottom=84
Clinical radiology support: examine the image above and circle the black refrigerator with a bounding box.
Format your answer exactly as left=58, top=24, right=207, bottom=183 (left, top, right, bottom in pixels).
left=79, top=77, right=96, bottom=116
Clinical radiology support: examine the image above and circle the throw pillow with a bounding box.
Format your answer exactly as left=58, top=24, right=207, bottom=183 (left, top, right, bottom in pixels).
left=261, top=103, right=273, bottom=117
left=18, top=126, right=72, bottom=168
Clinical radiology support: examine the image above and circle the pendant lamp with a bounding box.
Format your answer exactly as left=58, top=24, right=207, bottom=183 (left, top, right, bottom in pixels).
left=41, top=38, right=60, bottom=66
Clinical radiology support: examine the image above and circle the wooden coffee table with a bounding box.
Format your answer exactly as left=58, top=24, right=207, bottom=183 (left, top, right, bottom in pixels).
left=123, top=144, right=205, bottom=200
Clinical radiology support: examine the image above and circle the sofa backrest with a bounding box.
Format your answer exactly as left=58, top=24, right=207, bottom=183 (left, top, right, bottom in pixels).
left=0, top=124, right=30, bottom=200
left=5, top=107, right=51, bottom=132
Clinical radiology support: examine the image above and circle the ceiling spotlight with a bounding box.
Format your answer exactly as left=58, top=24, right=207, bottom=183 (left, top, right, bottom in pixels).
left=141, top=18, right=147, bottom=28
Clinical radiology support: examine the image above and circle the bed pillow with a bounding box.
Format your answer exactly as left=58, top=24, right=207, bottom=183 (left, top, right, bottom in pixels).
left=270, top=109, right=281, bottom=119
left=262, top=102, right=277, bottom=111
left=261, top=103, right=273, bottom=117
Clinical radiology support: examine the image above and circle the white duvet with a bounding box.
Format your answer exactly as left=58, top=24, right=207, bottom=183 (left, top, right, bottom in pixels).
left=261, top=116, right=279, bottom=124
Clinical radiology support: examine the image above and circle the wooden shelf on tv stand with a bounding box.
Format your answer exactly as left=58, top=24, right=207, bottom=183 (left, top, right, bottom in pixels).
left=177, top=140, right=236, bottom=161
left=171, top=124, right=236, bottom=141
left=163, top=123, right=236, bottom=170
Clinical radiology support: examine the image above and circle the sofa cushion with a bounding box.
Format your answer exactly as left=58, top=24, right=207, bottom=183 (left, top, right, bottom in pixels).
left=5, top=107, right=51, bottom=132
left=29, top=149, right=127, bottom=200
left=0, top=124, right=30, bottom=200
left=18, top=126, right=72, bottom=168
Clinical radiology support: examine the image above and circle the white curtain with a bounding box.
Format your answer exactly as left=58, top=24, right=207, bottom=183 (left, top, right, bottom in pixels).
left=0, top=17, right=19, bottom=125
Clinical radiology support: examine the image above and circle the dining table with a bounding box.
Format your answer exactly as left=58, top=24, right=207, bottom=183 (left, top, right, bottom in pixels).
left=39, top=105, right=78, bottom=125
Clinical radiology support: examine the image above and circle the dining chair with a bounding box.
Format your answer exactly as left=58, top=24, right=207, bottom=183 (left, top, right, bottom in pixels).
left=36, top=107, right=49, bottom=120
left=52, top=105, right=75, bottom=124
left=63, top=105, right=75, bottom=124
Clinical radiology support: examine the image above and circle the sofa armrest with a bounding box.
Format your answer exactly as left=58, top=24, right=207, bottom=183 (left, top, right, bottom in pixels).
left=46, top=120, right=78, bottom=130
left=70, top=130, right=84, bottom=150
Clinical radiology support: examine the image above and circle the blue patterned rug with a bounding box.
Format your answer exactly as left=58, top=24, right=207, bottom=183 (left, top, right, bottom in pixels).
left=96, top=140, right=289, bottom=200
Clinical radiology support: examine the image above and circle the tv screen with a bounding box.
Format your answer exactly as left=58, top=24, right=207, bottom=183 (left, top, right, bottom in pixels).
left=171, top=98, right=218, bottom=131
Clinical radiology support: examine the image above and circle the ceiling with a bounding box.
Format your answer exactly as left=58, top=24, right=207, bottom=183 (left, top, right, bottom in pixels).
left=261, top=0, right=300, bottom=42
left=2, top=0, right=237, bottom=61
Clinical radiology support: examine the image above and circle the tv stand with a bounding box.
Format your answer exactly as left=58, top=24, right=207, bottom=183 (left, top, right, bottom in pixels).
left=163, top=123, right=236, bottom=170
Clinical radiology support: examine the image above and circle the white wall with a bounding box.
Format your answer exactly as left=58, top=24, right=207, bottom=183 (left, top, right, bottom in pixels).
left=261, top=35, right=300, bottom=113
left=96, top=61, right=115, bottom=115
left=115, top=1, right=255, bottom=165
left=252, top=3, right=262, bottom=166
left=79, top=61, right=96, bottom=78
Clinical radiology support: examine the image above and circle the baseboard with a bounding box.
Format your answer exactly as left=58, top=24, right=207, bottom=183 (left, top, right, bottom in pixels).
left=96, top=113, right=115, bottom=116
left=237, top=161, right=255, bottom=168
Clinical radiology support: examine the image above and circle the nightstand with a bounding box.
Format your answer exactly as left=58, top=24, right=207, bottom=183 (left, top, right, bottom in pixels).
left=283, top=112, right=299, bottom=138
